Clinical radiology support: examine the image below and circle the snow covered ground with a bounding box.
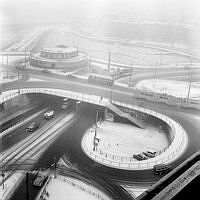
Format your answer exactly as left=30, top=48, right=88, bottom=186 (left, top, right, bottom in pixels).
left=135, top=79, right=200, bottom=99
left=84, top=121, right=169, bottom=158
left=43, top=175, right=110, bottom=200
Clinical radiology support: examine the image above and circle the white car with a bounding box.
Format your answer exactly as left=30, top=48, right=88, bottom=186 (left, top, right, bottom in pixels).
left=44, top=110, right=54, bottom=119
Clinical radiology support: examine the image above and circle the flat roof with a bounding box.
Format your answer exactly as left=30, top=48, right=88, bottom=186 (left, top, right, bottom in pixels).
left=41, top=47, right=77, bottom=54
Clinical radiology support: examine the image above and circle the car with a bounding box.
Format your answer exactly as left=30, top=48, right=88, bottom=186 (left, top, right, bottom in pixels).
left=33, top=169, right=49, bottom=187
left=153, top=164, right=172, bottom=175
left=26, top=122, right=40, bottom=132
left=143, top=150, right=156, bottom=158
left=61, top=103, right=69, bottom=109
left=133, top=153, right=148, bottom=161
left=44, top=110, right=54, bottom=119
left=41, top=69, right=51, bottom=73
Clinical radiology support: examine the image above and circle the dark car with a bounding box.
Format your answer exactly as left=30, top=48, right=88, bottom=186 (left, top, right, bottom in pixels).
left=153, top=164, right=172, bottom=175
left=41, top=69, right=51, bottom=73
left=133, top=153, right=148, bottom=161
left=26, top=122, right=40, bottom=132
left=33, top=169, right=49, bottom=187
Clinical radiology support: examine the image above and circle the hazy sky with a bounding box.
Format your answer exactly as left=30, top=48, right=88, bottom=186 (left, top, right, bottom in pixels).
left=1, top=0, right=200, bottom=24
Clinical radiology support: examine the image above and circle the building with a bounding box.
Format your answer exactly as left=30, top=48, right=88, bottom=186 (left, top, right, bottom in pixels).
left=29, top=45, right=88, bottom=72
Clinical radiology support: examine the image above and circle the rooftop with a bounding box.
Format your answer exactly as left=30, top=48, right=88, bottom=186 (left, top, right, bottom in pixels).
left=41, top=46, right=77, bottom=54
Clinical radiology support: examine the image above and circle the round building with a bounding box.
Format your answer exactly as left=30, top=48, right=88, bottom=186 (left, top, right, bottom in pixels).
left=30, top=45, right=88, bottom=72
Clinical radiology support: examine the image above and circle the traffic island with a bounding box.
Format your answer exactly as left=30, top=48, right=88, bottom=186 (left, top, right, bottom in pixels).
left=81, top=103, right=188, bottom=170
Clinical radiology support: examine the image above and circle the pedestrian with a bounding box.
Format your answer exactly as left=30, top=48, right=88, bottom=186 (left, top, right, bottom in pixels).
left=46, top=192, right=49, bottom=197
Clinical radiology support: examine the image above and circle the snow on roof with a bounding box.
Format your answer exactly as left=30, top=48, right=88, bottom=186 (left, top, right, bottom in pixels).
left=41, top=47, right=77, bottom=54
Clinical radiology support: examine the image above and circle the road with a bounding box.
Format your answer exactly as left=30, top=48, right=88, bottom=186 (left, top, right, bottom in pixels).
left=4, top=93, right=200, bottom=200
left=1, top=29, right=200, bottom=199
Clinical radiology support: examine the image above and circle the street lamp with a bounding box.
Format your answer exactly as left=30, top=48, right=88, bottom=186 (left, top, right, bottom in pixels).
left=6, top=53, right=8, bottom=78
left=129, top=63, right=133, bottom=87
left=17, top=67, right=20, bottom=94
left=187, top=59, right=193, bottom=104
left=110, top=74, right=114, bottom=103
left=108, top=51, right=111, bottom=72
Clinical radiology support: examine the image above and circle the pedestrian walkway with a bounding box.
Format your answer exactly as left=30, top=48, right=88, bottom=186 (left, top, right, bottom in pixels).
left=107, top=103, right=145, bottom=128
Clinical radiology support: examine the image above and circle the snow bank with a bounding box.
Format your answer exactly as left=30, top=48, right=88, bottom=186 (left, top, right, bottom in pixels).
left=43, top=175, right=110, bottom=200
left=135, top=79, right=200, bottom=99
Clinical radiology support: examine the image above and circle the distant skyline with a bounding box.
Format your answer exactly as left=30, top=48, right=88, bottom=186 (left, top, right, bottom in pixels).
left=1, top=0, right=200, bottom=24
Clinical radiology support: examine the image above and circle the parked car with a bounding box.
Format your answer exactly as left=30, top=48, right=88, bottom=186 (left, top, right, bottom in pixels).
left=44, top=110, right=54, bottom=119
left=153, top=164, right=172, bottom=175
left=133, top=153, right=148, bottom=161
left=143, top=150, right=156, bottom=158
left=26, top=122, right=40, bottom=132
left=41, top=69, right=51, bottom=73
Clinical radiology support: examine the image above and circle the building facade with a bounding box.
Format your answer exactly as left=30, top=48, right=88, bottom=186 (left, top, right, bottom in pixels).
left=29, top=45, right=88, bottom=72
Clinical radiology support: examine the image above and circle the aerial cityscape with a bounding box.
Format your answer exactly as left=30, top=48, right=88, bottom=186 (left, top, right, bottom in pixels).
left=1, top=0, right=200, bottom=199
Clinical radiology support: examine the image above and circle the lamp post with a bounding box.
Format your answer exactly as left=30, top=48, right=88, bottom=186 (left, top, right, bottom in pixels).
left=154, top=59, right=158, bottom=79
left=17, top=67, right=20, bottom=94
left=6, top=53, right=8, bottom=78
left=129, top=63, right=133, bottom=87
left=110, top=74, right=114, bottom=103
left=26, top=172, right=30, bottom=200
left=25, top=45, right=27, bottom=69
left=108, top=51, right=111, bottom=72
left=187, top=59, right=193, bottom=104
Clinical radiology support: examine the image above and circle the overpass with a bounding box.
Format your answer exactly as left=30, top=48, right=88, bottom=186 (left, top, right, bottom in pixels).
left=0, top=51, right=30, bottom=56
left=1, top=87, right=187, bottom=169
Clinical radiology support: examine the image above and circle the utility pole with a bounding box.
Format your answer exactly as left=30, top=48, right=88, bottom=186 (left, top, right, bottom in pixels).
left=187, top=60, right=193, bottom=104
left=1, top=49, right=3, bottom=65
left=53, top=157, right=57, bottom=178
left=24, top=45, right=27, bottom=69
left=95, top=110, right=99, bottom=136
left=93, top=111, right=99, bottom=151
left=129, top=63, right=133, bottom=87
left=154, top=59, right=158, bottom=79
left=89, top=56, right=91, bottom=72
left=110, top=77, right=114, bottom=103
left=17, top=68, right=20, bottom=94
left=108, top=51, right=111, bottom=72
left=6, top=53, right=8, bottom=78
left=26, top=172, right=29, bottom=200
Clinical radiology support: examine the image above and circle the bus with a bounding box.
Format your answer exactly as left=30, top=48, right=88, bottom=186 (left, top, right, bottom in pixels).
left=88, top=73, right=114, bottom=86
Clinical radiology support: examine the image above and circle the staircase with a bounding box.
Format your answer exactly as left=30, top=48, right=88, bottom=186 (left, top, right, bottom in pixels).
left=107, top=103, right=145, bottom=129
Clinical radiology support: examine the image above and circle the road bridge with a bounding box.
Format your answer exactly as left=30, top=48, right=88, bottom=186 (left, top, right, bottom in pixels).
left=0, top=51, right=30, bottom=56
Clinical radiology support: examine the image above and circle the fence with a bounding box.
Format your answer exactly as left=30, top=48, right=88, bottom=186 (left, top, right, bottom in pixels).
left=132, top=89, right=200, bottom=109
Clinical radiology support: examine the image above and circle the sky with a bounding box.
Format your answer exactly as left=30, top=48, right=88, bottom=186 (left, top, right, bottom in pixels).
left=1, top=0, right=200, bottom=24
